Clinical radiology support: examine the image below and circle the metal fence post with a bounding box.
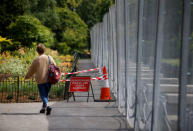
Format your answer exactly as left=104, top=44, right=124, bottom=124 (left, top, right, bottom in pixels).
left=134, top=0, right=144, bottom=130
left=16, top=76, right=19, bottom=103
left=178, top=0, right=191, bottom=131
left=151, top=0, right=164, bottom=130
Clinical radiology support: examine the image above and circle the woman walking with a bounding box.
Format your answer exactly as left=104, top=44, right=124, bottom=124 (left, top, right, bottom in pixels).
left=25, top=44, right=56, bottom=115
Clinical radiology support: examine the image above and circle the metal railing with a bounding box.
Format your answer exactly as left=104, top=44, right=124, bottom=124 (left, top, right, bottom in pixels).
left=0, top=75, right=65, bottom=103
left=0, top=53, right=79, bottom=103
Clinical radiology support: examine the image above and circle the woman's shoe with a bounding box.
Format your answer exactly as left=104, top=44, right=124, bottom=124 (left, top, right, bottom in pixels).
left=40, top=108, right=45, bottom=113
left=46, top=106, right=52, bottom=115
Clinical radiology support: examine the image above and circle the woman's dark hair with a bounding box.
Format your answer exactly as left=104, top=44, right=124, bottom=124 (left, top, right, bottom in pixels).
left=36, top=44, right=46, bottom=54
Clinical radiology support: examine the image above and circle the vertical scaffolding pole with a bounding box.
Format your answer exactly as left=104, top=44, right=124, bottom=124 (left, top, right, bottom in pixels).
left=178, top=0, right=191, bottom=131
left=134, top=0, right=143, bottom=130
left=151, top=0, right=164, bottom=130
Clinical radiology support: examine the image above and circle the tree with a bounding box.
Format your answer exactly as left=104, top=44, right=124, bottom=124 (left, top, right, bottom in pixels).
left=25, top=0, right=60, bottom=31
left=0, top=0, right=28, bottom=36
left=56, top=0, right=83, bottom=9
left=0, top=0, right=114, bottom=54
left=55, top=7, right=88, bottom=54
left=77, top=0, right=114, bottom=29
left=8, top=15, right=54, bottom=47
left=76, top=0, right=114, bottom=50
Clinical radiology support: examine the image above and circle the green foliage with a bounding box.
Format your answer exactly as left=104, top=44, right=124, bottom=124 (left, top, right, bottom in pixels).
left=0, top=36, right=21, bottom=52
left=0, top=77, right=65, bottom=102
left=0, top=0, right=27, bottom=36
left=27, top=0, right=60, bottom=30
left=56, top=0, right=83, bottom=9
left=76, top=0, right=98, bottom=29
left=76, top=0, right=114, bottom=50
left=8, top=15, right=54, bottom=47
left=77, top=0, right=114, bottom=28
left=6, top=95, right=13, bottom=100
left=0, top=0, right=114, bottom=54
left=28, top=96, right=36, bottom=100
left=0, top=58, right=28, bottom=76
left=95, top=0, right=115, bottom=22
left=50, top=85, right=64, bottom=97
left=18, top=48, right=38, bottom=65
left=55, top=7, right=88, bottom=54
left=0, top=47, right=67, bottom=76
left=0, top=47, right=37, bottom=76
left=57, top=42, right=71, bottom=54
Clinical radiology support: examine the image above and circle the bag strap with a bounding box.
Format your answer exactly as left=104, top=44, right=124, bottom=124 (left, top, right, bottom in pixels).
left=48, top=56, right=51, bottom=65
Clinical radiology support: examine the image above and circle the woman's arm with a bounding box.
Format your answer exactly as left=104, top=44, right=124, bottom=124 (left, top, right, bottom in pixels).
left=25, top=59, right=38, bottom=79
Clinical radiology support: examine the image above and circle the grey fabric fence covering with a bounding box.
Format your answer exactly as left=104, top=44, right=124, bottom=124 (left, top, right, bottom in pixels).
left=90, top=0, right=193, bottom=131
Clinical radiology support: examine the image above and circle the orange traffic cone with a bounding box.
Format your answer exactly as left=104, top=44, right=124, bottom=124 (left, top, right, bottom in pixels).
left=100, top=67, right=112, bottom=100
left=95, top=66, right=115, bottom=102
left=102, top=66, right=107, bottom=75
left=100, top=87, right=112, bottom=100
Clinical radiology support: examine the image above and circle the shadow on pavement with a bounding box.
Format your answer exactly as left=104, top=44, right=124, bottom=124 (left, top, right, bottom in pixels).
left=46, top=101, right=134, bottom=131
left=1, top=113, right=40, bottom=115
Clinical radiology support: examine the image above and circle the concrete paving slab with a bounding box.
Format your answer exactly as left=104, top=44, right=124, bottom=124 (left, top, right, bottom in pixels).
left=0, top=102, right=132, bottom=131
left=0, top=102, right=55, bottom=131
left=47, top=101, right=131, bottom=131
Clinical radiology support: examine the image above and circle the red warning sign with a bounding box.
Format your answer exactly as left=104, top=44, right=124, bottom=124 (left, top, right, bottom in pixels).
left=69, top=76, right=91, bottom=92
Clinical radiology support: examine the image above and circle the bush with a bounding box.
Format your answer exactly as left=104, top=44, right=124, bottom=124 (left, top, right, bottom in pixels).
left=0, top=46, right=71, bottom=77
left=28, top=96, right=36, bottom=100
left=0, top=58, right=28, bottom=76
left=8, top=15, right=54, bottom=47
left=55, top=7, right=88, bottom=54
left=6, top=95, right=13, bottom=100
left=0, top=36, right=21, bottom=52
left=0, top=47, right=37, bottom=76
left=19, top=48, right=38, bottom=65
left=57, top=42, right=71, bottom=54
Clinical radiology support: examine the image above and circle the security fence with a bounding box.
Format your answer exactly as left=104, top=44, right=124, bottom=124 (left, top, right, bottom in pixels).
left=90, top=0, right=193, bottom=131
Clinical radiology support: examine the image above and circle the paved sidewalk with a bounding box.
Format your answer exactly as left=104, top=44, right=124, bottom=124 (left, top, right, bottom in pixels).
left=0, top=59, right=133, bottom=131
left=0, top=102, right=53, bottom=131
